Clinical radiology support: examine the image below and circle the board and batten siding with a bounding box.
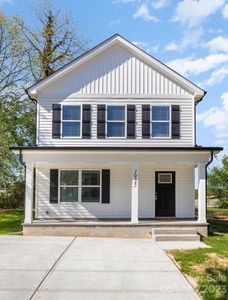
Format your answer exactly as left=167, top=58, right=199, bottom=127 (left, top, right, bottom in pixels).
left=36, top=43, right=194, bottom=146
left=36, top=164, right=194, bottom=219
left=38, top=45, right=191, bottom=98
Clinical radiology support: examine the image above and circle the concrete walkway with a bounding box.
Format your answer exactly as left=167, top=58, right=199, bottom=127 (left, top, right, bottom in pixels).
left=0, top=236, right=199, bottom=300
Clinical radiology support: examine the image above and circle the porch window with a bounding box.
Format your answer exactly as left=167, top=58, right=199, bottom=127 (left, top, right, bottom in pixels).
left=62, top=105, right=81, bottom=137
left=151, top=106, right=170, bottom=138
left=81, top=170, right=101, bottom=202
left=59, top=170, right=101, bottom=203
left=107, top=106, right=125, bottom=137
left=60, top=170, right=79, bottom=202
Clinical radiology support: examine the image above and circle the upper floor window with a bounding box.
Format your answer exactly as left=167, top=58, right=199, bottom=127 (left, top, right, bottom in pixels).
left=62, top=105, right=81, bottom=137
left=151, top=106, right=170, bottom=138
left=107, top=105, right=126, bottom=137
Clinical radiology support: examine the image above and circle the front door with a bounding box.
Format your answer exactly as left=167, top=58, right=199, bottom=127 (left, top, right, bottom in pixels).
left=155, top=171, right=175, bottom=217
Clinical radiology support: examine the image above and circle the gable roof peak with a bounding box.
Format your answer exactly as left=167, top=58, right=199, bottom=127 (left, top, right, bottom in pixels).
left=27, top=33, right=205, bottom=101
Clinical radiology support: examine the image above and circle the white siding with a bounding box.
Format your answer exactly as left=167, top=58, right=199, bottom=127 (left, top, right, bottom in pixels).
left=37, top=99, right=193, bottom=146
left=36, top=164, right=194, bottom=219
left=36, top=164, right=131, bottom=219
left=36, top=43, right=195, bottom=147
left=139, top=164, right=195, bottom=218
left=39, top=45, right=191, bottom=98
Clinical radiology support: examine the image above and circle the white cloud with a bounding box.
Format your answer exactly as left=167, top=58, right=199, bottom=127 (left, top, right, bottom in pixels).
left=152, top=0, right=169, bottom=9
left=133, top=3, right=160, bottom=22
left=0, top=0, right=12, bottom=3
left=165, top=27, right=204, bottom=52
left=206, top=67, right=228, bottom=86
left=205, top=36, right=228, bottom=53
left=208, top=28, right=223, bottom=34
left=180, top=27, right=204, bottom=48
left=223, top=3, right=228, bottom=18
left=108, top=19, right=121, bottom=26
left=173, top=0, right=225, bottom=28
left=132, top=40, right=159, bottom=53
left=165, top=42, right=178, bottom=51
left=197, top=92, right=228, bottom=147
left=167, top=53, right=228, bottom=76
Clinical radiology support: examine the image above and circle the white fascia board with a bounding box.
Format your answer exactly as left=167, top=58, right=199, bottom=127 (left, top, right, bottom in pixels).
left=28, top=34, right=205, bottom=101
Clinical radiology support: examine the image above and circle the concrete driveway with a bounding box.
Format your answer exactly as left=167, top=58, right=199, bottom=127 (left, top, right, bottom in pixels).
left=0, top=236, right=199, bottom=300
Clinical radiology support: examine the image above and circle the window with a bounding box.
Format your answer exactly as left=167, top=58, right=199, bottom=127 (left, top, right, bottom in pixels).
left=62, top=105, right=81, bottom=137
left=151, top=106, right=170, bottom=138
left=158, top=173, right=172, bottom=184
left=107, top=106, right=125, bottom=137
left=59, top=170, right=101, bottom=203
left=81, top=170, right=101, bottom=202
left=60, top=170, right=79, bottom=202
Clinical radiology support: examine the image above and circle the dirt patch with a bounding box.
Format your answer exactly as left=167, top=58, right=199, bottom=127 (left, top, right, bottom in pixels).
left=216, top=215, right=228, bottom=221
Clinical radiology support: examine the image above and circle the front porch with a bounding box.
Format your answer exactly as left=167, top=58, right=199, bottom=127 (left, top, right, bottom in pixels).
left=11, top=146, right=221, bottom=238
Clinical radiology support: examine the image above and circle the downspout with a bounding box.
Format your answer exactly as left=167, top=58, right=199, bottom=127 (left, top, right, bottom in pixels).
left=205, top=150, right=214, bottom=222
left=19, top=149, right=26, bottom=224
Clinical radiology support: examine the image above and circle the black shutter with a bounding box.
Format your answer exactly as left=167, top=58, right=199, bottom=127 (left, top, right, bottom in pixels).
left=142, top=105, right=150, bottom=138
left=97, top=105, right=106, bottom=138
left=101, top=169, right=110, bottom=204
left=50, top=169, right=58, bottom=203
left=127, top=105, right=136, bottom=138
left=52, top=104, right=61, bottom=138
left=82, top=105, right=91, bottom=139
left=172, top=105, right=180, bottom=139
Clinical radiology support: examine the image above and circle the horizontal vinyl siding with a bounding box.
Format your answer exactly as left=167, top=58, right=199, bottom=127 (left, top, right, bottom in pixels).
left=36, top=164, right=194, bottom=219
left=139, top=164, right=195, bottom=218
left=36, top=164, right=131, bottom=219
left=37, top=99, right=193, bottom=146
left=39, top=45, right=190, bottom=98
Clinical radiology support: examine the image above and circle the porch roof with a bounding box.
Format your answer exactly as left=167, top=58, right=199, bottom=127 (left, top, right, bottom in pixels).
left=10, top=145, right=223, bottom=154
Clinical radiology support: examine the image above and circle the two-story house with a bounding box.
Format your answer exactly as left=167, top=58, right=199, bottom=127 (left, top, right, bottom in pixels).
left=11, top=34, right=222, bottom=239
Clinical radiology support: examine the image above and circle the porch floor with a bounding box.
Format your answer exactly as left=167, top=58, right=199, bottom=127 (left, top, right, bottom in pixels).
left=31, top=218, right=205, bottom=226
left=23, top=218, right=208, bottom=238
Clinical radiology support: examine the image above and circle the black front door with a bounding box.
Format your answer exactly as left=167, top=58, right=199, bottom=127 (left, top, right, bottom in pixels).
left=155, top=171, right=175, bottom=217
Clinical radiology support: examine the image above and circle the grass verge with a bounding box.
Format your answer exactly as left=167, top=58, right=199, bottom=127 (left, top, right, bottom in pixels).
left=169, top=208, right=228, bottom=300
left=0, top=209, right=23, bottom=235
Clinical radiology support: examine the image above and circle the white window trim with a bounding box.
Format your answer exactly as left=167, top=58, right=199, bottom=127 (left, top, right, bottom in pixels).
left=151, top=104, right=171, bottom=139
left=158, top=173, right=172, bottom=184
left=58, top=169, right=102, bottom=203
left=106, top=104, right=127, bottom=139
left=61, top=104, right=82, bottom=138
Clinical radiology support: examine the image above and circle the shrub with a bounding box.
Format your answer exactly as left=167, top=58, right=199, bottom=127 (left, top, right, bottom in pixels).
left=216, top=198, right=228, bottom=209
left=0, top=181, right=24, bottom=209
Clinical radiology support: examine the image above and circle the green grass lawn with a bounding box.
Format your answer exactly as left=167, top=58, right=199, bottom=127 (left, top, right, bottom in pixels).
left=170, top=208, right=228, bottom=300
left=0, top=209, right=23, bottom=235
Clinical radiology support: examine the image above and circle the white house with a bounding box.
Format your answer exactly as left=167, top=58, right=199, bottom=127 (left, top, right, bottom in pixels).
left=11, top=34, right=222, bottom=239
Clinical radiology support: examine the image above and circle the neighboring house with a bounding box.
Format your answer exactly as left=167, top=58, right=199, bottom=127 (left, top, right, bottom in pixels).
left=11, top=34, right=222, bottom=238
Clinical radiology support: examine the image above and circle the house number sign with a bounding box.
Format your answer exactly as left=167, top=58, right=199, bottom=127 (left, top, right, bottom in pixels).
left=133, top=169, right=138, bottom=187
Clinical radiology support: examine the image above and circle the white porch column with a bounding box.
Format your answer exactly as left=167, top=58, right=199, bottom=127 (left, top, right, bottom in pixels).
left=198, top=162, right=207, bottom=223
left=131, top=164, right=139, bottom=224
left=24, top=162, right=34, bottom=224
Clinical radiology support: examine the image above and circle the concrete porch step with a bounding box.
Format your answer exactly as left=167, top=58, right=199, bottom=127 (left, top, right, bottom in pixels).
left=153, top=228, right=197, bottom=235
left=154, top=234, right=200, bottom=242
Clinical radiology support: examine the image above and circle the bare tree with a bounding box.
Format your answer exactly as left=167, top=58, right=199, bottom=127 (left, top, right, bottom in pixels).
left=21, top=0, right=87, bottom=82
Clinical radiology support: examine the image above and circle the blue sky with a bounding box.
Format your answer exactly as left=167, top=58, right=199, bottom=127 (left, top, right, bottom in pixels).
left=1, top=0, right=228, bottom=159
